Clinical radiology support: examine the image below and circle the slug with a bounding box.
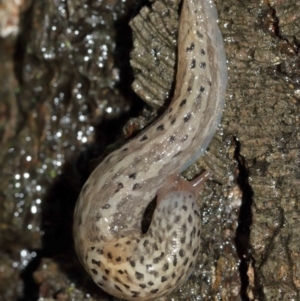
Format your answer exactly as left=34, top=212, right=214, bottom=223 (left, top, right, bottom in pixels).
left=73, top=0, right=227, bottom=300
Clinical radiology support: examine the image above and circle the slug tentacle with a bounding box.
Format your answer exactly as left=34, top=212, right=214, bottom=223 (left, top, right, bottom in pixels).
left=73, top=0, right=227, bottom=299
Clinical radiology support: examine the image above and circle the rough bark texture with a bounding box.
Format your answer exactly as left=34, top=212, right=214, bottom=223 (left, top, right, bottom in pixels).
left=219, top=1, right=300, bottom=300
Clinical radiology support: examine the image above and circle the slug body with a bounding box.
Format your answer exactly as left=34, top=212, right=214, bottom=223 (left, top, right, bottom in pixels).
left=73, top=0, right=227, bottom=300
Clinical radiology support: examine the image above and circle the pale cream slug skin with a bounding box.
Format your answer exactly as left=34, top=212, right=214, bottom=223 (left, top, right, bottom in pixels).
left=73, top=0, right=227, bottom=300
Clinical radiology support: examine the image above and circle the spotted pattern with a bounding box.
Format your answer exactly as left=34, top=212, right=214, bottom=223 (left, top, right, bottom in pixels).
left=73, top=0, right=227, bottom=300
left=85, top=190, right=201, bottom=301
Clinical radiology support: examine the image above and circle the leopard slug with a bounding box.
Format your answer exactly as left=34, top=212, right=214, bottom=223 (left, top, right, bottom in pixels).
left=73, top=0, right=227, bottom=300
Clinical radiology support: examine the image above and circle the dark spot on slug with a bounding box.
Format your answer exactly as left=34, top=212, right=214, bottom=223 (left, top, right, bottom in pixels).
left=174, top=215, right=181, bottom=222
left=196, top=93, right=202, bottom=104
left=140, top=135, right=148, bottom=141
left=173, top=255, right=177, bottom=266
left=200, top=62, right=206, bottom=69
left=128, top=173, right=136, bottom=179
left=131, top=291, right=140, bottom=297
left=115, top=285, right=122, bottom=292
left=153, top=271, right=159, bottom=278
left=187, top=86, right=192, bottom=92
left=169, top=135, right=176, bottom=142
left=122, top=148, right=128, bottom=152
left=107, top=253, right=113, bottom=259
left=168, top=107, right=173, bottom=113
left=102, top=276, right=108, bottom=281
left=179, top=99, right=187, bottom=107
left=181, top=236, right=186, bottom=244
left=132, top=183, right=141, bottom=190
left=102, top=204, right=111, bottom=209
left=201, top=49, right=206, bottom=56
left=97, top=248, right=103, bottom=255
left=126, top=240, right=131, bottom=245
left=200, top=86, right=205, bottom=92
left=184, top=113, right=191, bottom=123
left=151, top=289, right=159, bottom=294
left=172, top=230, right=178, bottom=238
left=91, top=268, right=98, bottom=275
left=208, top=79, right=212, bottom=86
left=124, top=283, right=130, bottom=289
left=182, top=224, right=187, bottom=233
left=146, top=264, right=152, bottom=270
left=190, top=59, right=196, bottom=69
left=191, top=226, right=196, bottom=238
left=118, top=270, right=124, bottom=274
left=196, top=30, right=203, bottom=38
left=135, top=271, right=144, bottom=280
left=156, top=124, right=164, bottom=131
left=179, top=249, right=185, bottom=257
left=161, top=276, right=167, bottom=282
left=171, top=118, right=176, bottom=125
left=130, top=260, right=136, bottom=267
left=139, top=284, right=146, bottom=289
left=140, top=256, right=144, bottom=264
left=186, top=42, right=195, bottom=52
left=163, top=262, right=169, bottom=271
left=105, top=269, right=110, bottom=275
left=153, top=252, right=164, bottom=263
left=91, top=247, right=95, bottom=250
left=148, top=281, right=154, bottom=286
left=193, top=248, right=198, bottom=256
left=188, top=215, right=193, bottom=223
left=96, top=212, right=102, bottom=221
left=116, top=256, right=121, bottom=262
left=172, top=272, right=176, bottom=278
left=115, top=182, right=124, bottom=193
left=92, top=259, right=101, bottom=267
left=182, top=205, right=188, bottom=211
left=183, top=258, right=189, bottom=266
